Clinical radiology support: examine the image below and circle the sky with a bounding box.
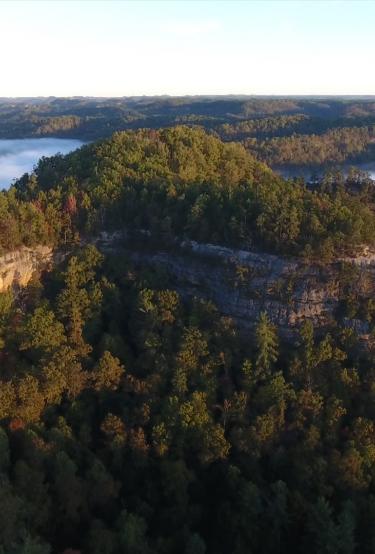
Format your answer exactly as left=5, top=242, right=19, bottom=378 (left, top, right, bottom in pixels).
left=1, top=0, right=375, bottom=97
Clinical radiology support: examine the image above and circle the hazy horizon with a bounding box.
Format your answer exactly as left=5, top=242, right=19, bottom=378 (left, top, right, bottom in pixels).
left=2, top=94, right=375, bottom=100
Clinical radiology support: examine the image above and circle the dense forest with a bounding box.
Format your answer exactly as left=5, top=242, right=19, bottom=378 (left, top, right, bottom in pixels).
left=2, top=96, right=375, bottom=170
left=0, top=241, right=374, bottom=554
left=0, top=124, right=374, bottom=552
left=244, top=126, right=375, bottom=167
left=3, top=127, right=375, bottom=258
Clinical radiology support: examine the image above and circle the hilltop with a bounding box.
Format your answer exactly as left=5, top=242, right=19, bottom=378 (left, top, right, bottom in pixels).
left=4, top=125, right=374, bottom=259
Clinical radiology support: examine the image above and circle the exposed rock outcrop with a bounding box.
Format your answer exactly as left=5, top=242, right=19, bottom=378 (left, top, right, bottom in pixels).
left=116, top=237, right=375, bottom=341
left=0, top=235, right=373, bottom=343
left=0, top=246, right=53, bottom=293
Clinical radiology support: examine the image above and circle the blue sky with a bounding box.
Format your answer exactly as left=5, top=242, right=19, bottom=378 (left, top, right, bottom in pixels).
left=1, top=0, right=374, bottom=96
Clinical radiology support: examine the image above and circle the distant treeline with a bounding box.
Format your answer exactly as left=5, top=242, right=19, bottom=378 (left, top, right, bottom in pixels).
left=216, top=115, right=375, bottom=139
left=243, top=126, right=375, bottom=167
left=2, top=97, right=375, bottom=168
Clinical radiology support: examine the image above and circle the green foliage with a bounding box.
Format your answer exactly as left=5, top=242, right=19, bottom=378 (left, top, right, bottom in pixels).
left=0, top=117, right=373, bottom=552
left=20, top=304, right=66, bottom=355
left=245, top=126, right=375, bottom=167
left=0, top=245, right=370, bottom=552
left=0, top=125, right=370, bottom=258
left=90, top=350, right=124, bottom=391
left=117, top=511, right=152, bottom=554
left=255, top=312, right=279, bottom=374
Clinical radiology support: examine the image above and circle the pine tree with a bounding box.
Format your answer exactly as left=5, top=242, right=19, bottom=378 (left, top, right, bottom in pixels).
left=255, top=312, right=279, bottom=375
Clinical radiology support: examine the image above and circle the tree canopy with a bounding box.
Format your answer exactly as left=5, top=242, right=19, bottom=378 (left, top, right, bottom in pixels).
left=0, top=244, right=372, bottom=552
left=2, top=126, right=373, bottom=258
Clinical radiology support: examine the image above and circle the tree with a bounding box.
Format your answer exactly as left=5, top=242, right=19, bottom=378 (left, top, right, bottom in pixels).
left=255, top=312, right=278, bottom=375
left=16, top=375, right=45, bottom=423
left=20, top=305, right=66, bottom=357
left=336, top=501, right=356, bottom=554
left=91, top=351, right=124, bottom=392
left=185, top=533, right=206, bottom=554
left=0, top=428, right=10, bottom=473
left=117, top=511, right=152, bottom=554
left=0, top=535, right=51, bottom=554
left=306, top=497, right=339, bottom=554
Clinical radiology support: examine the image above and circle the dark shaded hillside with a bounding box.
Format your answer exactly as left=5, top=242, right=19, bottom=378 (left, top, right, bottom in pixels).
left=0, top=236, right=373, bottom=553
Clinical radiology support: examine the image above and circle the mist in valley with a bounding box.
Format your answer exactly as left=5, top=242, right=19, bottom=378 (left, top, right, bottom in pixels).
left=0, top=138, right=83, bottom=188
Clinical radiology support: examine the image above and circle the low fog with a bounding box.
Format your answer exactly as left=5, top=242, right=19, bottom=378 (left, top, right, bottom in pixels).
left=0, top=138, right=83, bottom=188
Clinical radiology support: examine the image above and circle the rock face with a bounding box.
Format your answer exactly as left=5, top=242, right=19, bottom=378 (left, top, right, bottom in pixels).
left=0, top=235, right=373, bottom=342
left=0, top=246, right=53, bottom=293
left=117, top=238, right=375, bottom=340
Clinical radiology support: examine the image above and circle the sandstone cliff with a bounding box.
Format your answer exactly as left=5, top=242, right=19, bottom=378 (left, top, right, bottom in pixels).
left=0, top=245, right=53, bottom=293
left=0, top=236, right=373, bottom=342
left=116, top=237, right=375, bottom=341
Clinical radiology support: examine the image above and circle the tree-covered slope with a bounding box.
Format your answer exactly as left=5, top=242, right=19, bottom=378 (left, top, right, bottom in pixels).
left=244, top=126, right=375, bottom=167
left=0, top=240, right=373, bottom=554
left=7, top=126, right=375, bottom=258
left=0, top=124, right=374, bottom=554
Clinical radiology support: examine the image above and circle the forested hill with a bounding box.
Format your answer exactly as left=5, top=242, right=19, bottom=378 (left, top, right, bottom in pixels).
left=3, top=96, right=375, bottom=168
left=1, top=125, right=375, bottom=554
left=1, top=96, right=375, bottom=140
left=5, top=126, right=375, bottom=258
